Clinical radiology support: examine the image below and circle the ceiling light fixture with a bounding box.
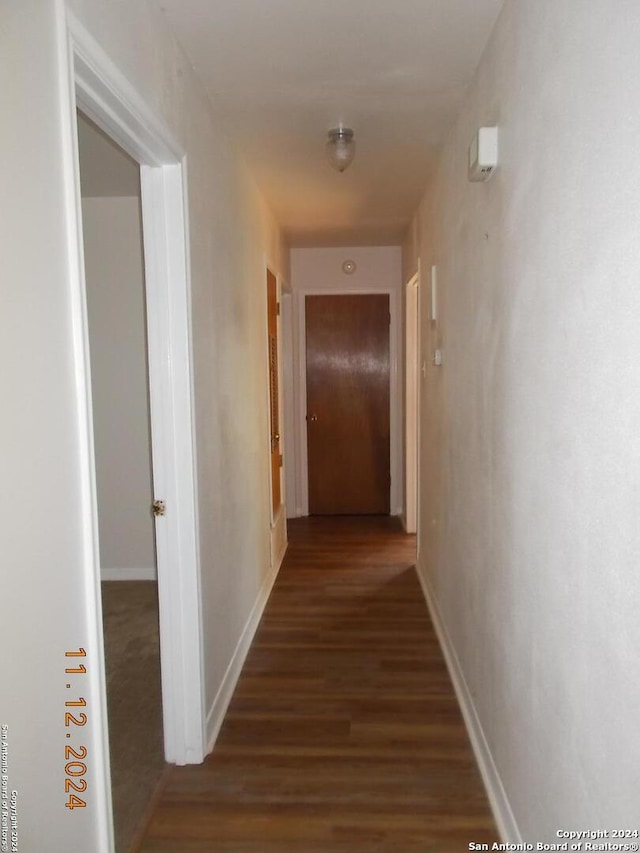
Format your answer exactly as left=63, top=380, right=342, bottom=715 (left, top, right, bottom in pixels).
left=327, top=127, right=355, bottom=173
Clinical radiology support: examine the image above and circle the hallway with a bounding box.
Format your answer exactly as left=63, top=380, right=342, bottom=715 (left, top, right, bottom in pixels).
left=136, top=518, right=496, bottom=851
left=7, top=3, right=640, bottom=846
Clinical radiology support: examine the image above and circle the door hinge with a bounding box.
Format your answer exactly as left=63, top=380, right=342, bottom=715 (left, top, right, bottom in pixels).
left=152, top=499, right=166, bottom=517
left=279, top=454, right=283, bottom=467
left=277, top=302, right=281, bottom=316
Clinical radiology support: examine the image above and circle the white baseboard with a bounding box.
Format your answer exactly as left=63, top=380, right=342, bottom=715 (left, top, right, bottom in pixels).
left=205, top=544, right=287, bottom=755
left=400, top=512, right=417, bottom=534
left=101, top=566, right=157, bottom=581
left=270, top=505, right=288, bottom=569
left=272, top=529, right=287, bottom=571
left=415, top=564, right=521, bottom=843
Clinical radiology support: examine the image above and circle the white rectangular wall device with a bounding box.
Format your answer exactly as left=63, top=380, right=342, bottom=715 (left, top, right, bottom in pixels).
left=469, top=126, right=498, bottom=182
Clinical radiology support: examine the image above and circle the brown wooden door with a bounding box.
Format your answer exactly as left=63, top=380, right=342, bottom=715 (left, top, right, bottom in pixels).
left=267, top=269, right=281, bottom=514
left=306, top=294, right=390, bottom=515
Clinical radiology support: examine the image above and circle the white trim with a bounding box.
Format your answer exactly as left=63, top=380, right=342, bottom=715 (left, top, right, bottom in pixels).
left=404, top=271, right=420, bottom=534
left=68, top=15, right=179, bottom=165
left=205, top=546, right=285, bottom=753
left=430, top=264, right=438, bottom=322
left=101, top=567, right=157, bottom=581
left=270, top=503, right=288, bottom=569
left=59, top=7, right=113, bottom=850
left=415, top=567, right=522, bottom=844
left=294, top=285, right=402, bottom=516
left=67, top=9, right=205, bottom=791
left=140, top=163, right=204, bottom=765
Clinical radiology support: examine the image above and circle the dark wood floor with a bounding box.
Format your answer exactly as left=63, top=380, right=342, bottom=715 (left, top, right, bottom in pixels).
left=135, top=516, right=496, bottom=852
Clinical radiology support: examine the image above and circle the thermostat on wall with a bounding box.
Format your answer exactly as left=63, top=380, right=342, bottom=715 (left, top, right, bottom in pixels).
left=468, top=126, right=498, bottom=182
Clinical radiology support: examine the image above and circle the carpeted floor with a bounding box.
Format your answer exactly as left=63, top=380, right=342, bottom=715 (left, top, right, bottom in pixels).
left=101, top=581, right=166, bottom=852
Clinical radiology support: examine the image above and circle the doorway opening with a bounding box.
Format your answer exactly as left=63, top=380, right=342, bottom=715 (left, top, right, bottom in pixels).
left=291, top=273, right=402, bottom=519
left=267, top=268, right=283, bottom=517
left=77, top=111, right=164, bottom=850
left=266, top=266, right=288, bottom=569
left=67, top=15, right=205, bottom=849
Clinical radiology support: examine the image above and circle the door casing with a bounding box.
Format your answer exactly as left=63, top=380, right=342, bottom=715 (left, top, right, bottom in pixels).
left=66, top=19, right=205, bottom=841
left=292, top=284, right=402, bottom=517
left=404, top=270, right=421, bottom=534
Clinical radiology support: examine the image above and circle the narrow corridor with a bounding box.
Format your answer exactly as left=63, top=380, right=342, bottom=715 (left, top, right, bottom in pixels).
left=137, top=517, right=496, bottom=851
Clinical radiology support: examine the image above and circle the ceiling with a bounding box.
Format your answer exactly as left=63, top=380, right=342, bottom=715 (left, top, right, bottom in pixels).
left=75, top=3, right=505, bottom=243
left=157, top=0, right=505, bottom=247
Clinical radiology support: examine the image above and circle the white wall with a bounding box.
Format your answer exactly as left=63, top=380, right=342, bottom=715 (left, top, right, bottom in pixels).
left=405, top=0, right=640, bottom=840
left=81, top=195, right=156, bottom=579
left=287, top=246, right=402, bottom=517
left=1, top=1, right=287, bottom=848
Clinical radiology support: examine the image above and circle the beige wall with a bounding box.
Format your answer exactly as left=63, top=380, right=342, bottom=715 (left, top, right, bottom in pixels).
left=405, top=0, right=640, bottom=839
left=81, top=195, right=156, bottom=578
left=1, top=1, right=287, bottom=847
left=65, top=0, right=289, bottom=739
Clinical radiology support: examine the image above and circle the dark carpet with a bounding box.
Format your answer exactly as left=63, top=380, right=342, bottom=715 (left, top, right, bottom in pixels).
left=101, top=580, right=166, bottom=852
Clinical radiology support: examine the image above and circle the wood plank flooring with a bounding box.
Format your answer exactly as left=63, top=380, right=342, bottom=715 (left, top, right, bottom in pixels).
left=135, top=516, right=496, bottom=852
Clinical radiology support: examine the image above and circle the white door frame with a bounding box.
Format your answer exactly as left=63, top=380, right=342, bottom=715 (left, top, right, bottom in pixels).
left=404, top=269, right=421, bottom=534
left=294, top=286, right=402, bottom=516
left=65, top=12, right=205, bottom=786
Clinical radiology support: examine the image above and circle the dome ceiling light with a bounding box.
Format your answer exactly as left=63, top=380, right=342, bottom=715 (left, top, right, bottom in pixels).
left=326, top=127, right=355, bottom=173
